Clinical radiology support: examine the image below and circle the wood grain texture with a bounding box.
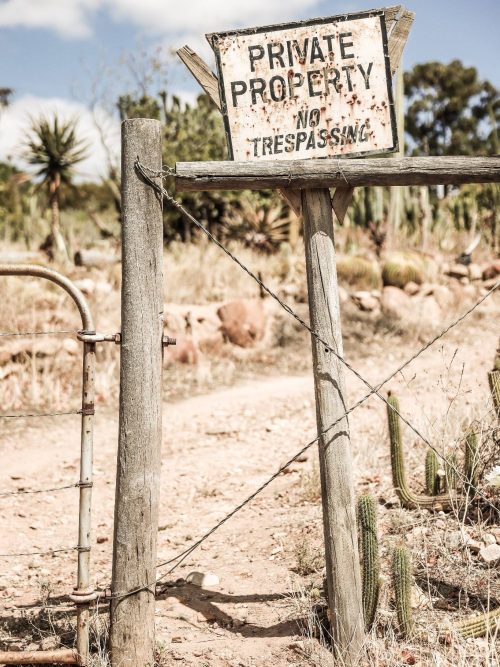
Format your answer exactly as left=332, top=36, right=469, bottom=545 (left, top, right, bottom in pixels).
left=302, top=188, right=364, bottom=664
left=177, top=46, right=221, bottom=110
left=332, top=187, right=355, bottom=224
left=388, top=9, right=415, bottom=74
left=110, top=119, right=164, bottom=667
left=176, top=157, right=500, bottom=191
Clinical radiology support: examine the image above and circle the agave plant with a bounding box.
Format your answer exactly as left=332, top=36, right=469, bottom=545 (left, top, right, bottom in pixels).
left=221, top=194, right=300, bottom=252
left=25, top=115, right=88, bottom=261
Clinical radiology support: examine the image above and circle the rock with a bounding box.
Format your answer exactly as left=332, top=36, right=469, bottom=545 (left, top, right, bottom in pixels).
left=217, top=299, right=265, bottom=348
left=490, top=528, right=500, bottom=545
left=482, top=261, right=500, bottom=281
left=479, top=543, right=500, bottom=565
left=351, top=290, right=379, bottom=312
left=337, top=286, right=349, bottom=304
left=445, top=264, right=469, bottom=279
left=431, top=285, right=456, bottom=311
left=186, top=571, right=220, bottom=588
left=464, top=535, right=482, bottom=554
left=163, top=337, right=199, bottom=365
left=40, top=636, right=60, bottom=651
left=96, top=536, right=109, bottom=544
left=380, top=286, right=412, bottom=320
left=164, top=303, right=223, bottom=350
left=483, top=533, right=497, bottom=546
left=404, top=281, right=420, bottom=296
left=411, top=585, right=432, bottom=610
left=74, top=278, right=96, bottom=296
left=468, top=264, right=482, bottom=281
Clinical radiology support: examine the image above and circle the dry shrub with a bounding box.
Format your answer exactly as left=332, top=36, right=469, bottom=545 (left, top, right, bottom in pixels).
left=336, top=255, right=382, bottom=290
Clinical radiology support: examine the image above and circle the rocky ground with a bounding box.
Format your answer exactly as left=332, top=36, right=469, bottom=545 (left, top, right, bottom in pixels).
left=0, top=284, right=498, bottom=665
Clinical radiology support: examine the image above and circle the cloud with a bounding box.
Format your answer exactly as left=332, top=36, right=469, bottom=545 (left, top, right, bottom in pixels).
left=0, top=0, right=325, bottom=41
left=0, top=95, right=120, bottom=182
left=0, top=0, right=100, bottom=38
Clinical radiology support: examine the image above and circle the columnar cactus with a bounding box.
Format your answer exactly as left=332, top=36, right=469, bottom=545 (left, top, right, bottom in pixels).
left=464, top=429, right=478, bottom=495
left=444, top=454, right=458, bottom=493
left=489, top=343, right=500, bottom=419
left=357, top=494, right=380, bottom=630
left=392, top=546, right=414, bottom=637
left=455, top=607, right=500, bottom=639
left=387, top=393, right=455, bottom=510
left=425, top=449, right=440, bottom=496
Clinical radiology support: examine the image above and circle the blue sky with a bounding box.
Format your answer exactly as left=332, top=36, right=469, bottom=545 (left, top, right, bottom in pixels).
left=0, top=0, right=498, bottom=178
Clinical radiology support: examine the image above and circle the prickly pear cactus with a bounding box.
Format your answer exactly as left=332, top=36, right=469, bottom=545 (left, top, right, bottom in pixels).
left=357, top=494, right=380, bottom=630
left=425, top=449, right=440, bottom=495
left=392, top=546, right=414, bottom=637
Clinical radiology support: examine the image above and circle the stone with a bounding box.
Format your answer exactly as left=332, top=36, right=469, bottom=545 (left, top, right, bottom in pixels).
left=186, top=571, right=220, bottom=588
left=404, top=281, right=420, bottom=296
left=380, top=286, right=412, bottom=320
left=351, top=290, right=379, bottom=312
left=445, top=264, right=469, bottom=279
left=217, top=299, right=266, bottom=348
left=163, top=337, right=199, bottom=366
left=479, top=543, right=500, bottom=565
left=468, top=263, right=482, bottom=281
left=482, top=261, right=500, bottom=281
left=490, top=528, right=500, bottom=545
left=483, top=533, right=497, bottom=546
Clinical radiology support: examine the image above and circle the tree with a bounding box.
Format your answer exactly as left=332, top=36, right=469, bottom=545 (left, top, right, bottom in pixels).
left=25, top=115, right=88, bottom=261
left=404, top=60, right=499, bottom=156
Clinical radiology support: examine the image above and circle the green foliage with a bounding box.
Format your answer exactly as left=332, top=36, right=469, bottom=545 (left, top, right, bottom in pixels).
left=25, top=116, right=88, bottom=186
left=425, top=449, right=440, bottom=496
left=392, top=546, right=413, bottom=637
left=404, top=60, right=499, bottom=156
left=357, top=494, right=380, bottom=630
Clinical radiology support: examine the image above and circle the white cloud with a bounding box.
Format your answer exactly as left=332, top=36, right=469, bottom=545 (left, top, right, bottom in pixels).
left=0, top=0, right=325, bottom=41
left=0, top=0, right=100, bottom=38
left=0, top=95, right=120, bottom=182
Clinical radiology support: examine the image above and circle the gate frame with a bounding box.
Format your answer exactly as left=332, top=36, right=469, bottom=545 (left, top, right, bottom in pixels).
left=0, top=264, right=98, bottom=666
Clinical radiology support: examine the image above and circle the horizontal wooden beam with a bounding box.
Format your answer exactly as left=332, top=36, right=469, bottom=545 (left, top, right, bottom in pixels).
left=175, top=157, right=500, bottom=192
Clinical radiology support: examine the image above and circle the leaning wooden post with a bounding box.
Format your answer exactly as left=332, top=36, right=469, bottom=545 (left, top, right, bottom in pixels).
left=301, top=188, right=364, bottom=664
left=110, top=118, right=164, bottom=667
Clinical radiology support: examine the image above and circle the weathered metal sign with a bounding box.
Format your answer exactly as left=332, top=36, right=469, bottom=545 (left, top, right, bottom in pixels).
left=208, top=9, right=397, bottom=161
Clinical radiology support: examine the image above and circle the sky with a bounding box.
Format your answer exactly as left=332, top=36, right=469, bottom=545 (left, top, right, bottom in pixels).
left=0, top=0, right=498, bottom=179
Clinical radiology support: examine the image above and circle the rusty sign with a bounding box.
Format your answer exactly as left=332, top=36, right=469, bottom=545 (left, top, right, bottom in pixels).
left=207, top=9, right=398, bottom=161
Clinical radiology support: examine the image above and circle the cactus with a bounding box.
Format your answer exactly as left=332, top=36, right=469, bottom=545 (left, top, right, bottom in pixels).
left=443, top=454, right=458, bottom=493
left=489, top=342, right=500, bottom=420
left=454, top=607, right=500, bottom=639
left=357, top=494, right=380, bottom=630
left=387, top=393, right=455, bottom=510
left=425, top=449, right=440, bottom=495
left=382, top=256, right=424, bottom=289
left=464, top=429, right=479, bottom=495
left=392, top=546, right=414, bottom=637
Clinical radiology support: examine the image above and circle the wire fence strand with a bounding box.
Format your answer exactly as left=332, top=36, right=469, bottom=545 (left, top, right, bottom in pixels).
left=0, top=547, right=77, bottom=558
left=0, top=483, right=76, bottom=497
left=0, top=409, right=80, bottom=419
left=102, top=160, right=500, bottom=601
left=0, top=330, right=75, bottom=338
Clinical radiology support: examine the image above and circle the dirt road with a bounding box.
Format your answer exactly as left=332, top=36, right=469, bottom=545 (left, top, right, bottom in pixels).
left=0, top=307, right=498, bottom=665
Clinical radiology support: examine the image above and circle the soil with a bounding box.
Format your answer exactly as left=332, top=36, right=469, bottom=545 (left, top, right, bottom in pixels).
left=0, top=303, right=498, bottom=666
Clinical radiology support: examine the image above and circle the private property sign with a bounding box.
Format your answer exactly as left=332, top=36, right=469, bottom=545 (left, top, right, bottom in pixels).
left=208, top=9, right=397, bottom=161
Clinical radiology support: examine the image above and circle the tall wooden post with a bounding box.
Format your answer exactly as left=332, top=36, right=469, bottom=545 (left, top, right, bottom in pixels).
left=301, top=188, right=364, bottom=664
left=110, top=118, right=164, bottom=667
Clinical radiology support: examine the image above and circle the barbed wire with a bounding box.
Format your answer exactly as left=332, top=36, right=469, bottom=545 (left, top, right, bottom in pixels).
left=0, top=483, right=76, bottom=497
left=0, top=409, right=80, bottom=419
left=135, top=159, right=499, bottom=505
left=103, top=160, right=500, bottom=602
left=0, top=547, right=77, bottom=558
left=0, top=329, right=75, bottom=338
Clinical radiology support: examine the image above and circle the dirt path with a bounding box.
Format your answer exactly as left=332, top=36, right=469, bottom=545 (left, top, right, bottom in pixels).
left=0, top=309, right=498, bottom=665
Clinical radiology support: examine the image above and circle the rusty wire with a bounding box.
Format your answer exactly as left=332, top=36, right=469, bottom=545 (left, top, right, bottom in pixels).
left=104, top=161, right=500, bottom=602
left=0, top=483, right=76, bottom=497
left=0, top=547, right=77, bottom=558
left=0, top=329, right=75, bottom=338
left=0, top=409, right=80, bottom=419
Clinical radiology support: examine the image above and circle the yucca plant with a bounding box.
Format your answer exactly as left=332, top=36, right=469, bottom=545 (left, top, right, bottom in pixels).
left=25, top=115, right=88, bottom=261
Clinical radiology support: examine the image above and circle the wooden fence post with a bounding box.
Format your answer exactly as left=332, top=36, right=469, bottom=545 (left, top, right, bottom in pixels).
left=110, top=118, right=164, bottom=667
left=301, top=188, right=364, bottom=664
